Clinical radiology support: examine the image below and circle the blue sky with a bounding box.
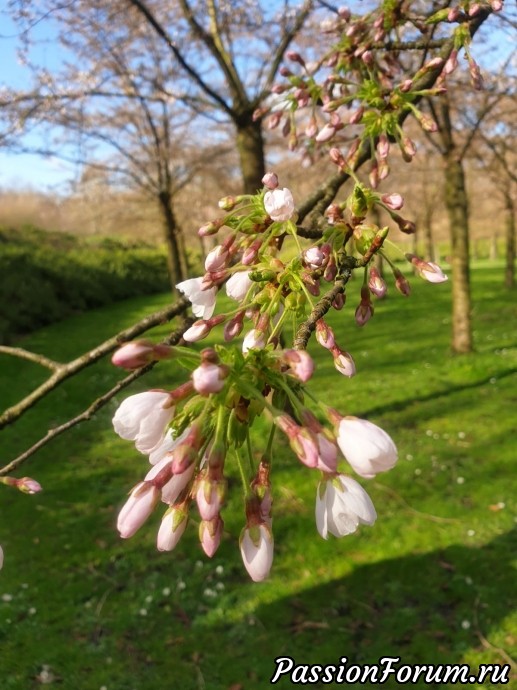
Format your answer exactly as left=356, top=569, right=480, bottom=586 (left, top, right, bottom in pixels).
left=0, top=6, right=514, bottom=192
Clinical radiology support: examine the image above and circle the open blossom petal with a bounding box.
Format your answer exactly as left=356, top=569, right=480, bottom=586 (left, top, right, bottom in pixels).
left=240, top=523, right=274, bottom=582
left=112, top=391, right=175, bottom=454
left=176, top=277, right=217, bottom=319
left=336, top=416, right=397, bottom=478
left=226, top=271, right=253, bottom=302
left=316, top=475, right=376, bottom=539
left=264, top=188, right=295, bottom=222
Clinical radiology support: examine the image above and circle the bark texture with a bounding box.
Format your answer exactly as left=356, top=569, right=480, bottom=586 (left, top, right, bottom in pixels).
left=158, top=191, right=186, bottom=292
left=504, top=189, right=515, bottom=289
left=236, top=116, right=266, bottom=194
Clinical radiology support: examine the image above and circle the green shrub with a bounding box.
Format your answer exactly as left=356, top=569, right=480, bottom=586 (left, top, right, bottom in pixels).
left=0, top=225, right=170, bottom=343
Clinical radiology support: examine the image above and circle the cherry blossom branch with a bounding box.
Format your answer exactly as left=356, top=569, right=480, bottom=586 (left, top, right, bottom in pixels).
left=0, top=298, right=189, bottom=430
left=0, top=320, right=192, bottom=476
left=297, top=9, right=492, bottom=226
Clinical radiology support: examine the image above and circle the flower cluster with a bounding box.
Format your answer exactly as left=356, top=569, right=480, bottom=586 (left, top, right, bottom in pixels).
left=257, top=3, right=495, bottom=174
left=111, top=174, right=447, bottom=581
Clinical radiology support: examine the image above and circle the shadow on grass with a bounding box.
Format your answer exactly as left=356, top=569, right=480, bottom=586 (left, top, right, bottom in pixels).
left=220, top=528, right=517, bottom=689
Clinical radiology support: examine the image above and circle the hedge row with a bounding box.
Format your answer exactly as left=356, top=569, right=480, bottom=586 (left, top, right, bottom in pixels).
left=0, top=226, right=170, bottom=343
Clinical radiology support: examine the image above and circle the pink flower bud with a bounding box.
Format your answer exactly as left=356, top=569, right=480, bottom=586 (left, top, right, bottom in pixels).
left=240, top=522, right=274, bottom=582
left=335, top=415, right=397, bottom=478
left=332, top=293, right=345, bottom=311
left=117, top=482, right=159, bottom=538
left=444, top=50, right=458, bottom=75
left=405, top=254, right=448, bottom=284
left=369, top=161, right=379, bottom=189
left=490, top=0, right=503, bottom=11
left=381, top=193, right=404, bottom=211
left=196, top=476, right=227, bottom=521
left=447, top=7, right=460, bottom=21
left=399, top=79, right=413, bottom=92
left=338, top=6, right=351, bottom=20
left=226, top=270, right=253, bottom=300
left=157, top=506, right=188, bottom=552
left=282, top=349, right=315, bottom=383
left=329, top=147, right=345, bottom=168
left=199, top=516, right=224, bottom=557
left=182, top=320, right=210, bottom=342
left=262, top=172, right=279, bottom=190
left=198, top=220, right=222, bottom=237
left=368, top=267, right=387, bottom=298
left=16, top=477, right=43, bottom=494
left=332, top=347, right=356, bottom=377
left=394, top=269, right=411, bottom=296
left=400, top=136, right=416, bottom=161
left=349, top=106, right=364, bottom=125
left=315, top=123, right=336, bottom=143
left=111, top=341, right=159, bottom=369
left=286, top=50, right=305, bottom=67
left=355, top=287, right=374, bottom=327
left=204, top=245, right=229, bottom=272
left=192, top=362, right=227, bottom=396
left=316, top=320, right=335, bottom=350
left=159, top=462, right=196, bottom=505
left=324, top=257, right=338, bottom=281
left=242, top=329, right=267, bottom=354
left=377, top=134, right=389, bottom=160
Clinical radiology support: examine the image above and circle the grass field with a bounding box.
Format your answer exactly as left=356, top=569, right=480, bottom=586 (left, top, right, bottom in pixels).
left=0, top=263, right=516, bottom=690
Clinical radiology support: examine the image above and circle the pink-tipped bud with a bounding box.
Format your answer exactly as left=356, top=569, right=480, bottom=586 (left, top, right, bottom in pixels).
left=400, top=136, right=417, bottom=161
left=368, top=267, right=387, bottom=298
left=323, top=257, right=338, bottom=282
left=394, top=268, right=411, bottom=296
left=355, top=286, right=374, bottom=327
left=16, top=477, right=43, bottom=494
left=117, top=482, right=159, bottom=539
left=444, top=49, right=458, bottom=75
left=316, top=320, right=336, bottom=350
left=405, top=254, right=448, bottom=284
left=192, top=361, right=228, bottom=396
left=468, top=3, right=482, bottom=16
left=218, top=195, right=238, bottom=211
left=183, top=320, right=210, bottom=342
left=349, top=106, right=364, bottom=125
left=240, top=522, right=274, bottom=582
left=198, top=220, right=223, bottom=237
left=224, top=311, right=245, bottom=341
left=332, top=346, right=356, bottom=377
left=157, top=505, right=188, bottom=552
left=381, top=193, right=404, bottom=211
left=199, top=516, right=224, bottom=557
left=399, top=79, right=413, bottom=93
left=325, top=204, right=343, bottom=225
left=262, top=172, right=279, bottom=190
left=415, top=111, right=438, bottom=133
left=205, top=245, right=229, bottom=272
left=377, top=134, right=390, bottom=160
left=286, top=50, right=305, bottom=67
left=196, top=476, right=227, bottom=521
left=329, top=147, right=345, bottom=168
left=315, top=123, right=336, bottom=143
left=111, top=340, right=169, bottom=370
left=282, top=349, right=315, bottom=383
left=447, top=7, right=461, bottom=21
left=490, top=0, right=503, bottom=11
left=338, top=6, right=351, bottom=20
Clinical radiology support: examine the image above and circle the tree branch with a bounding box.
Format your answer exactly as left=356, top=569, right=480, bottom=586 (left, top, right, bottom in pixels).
left=0, top=320, right=192, bottom=476
left=0, top=298, right=189, bottom=430
left=0, top=347, right=61, bottom=371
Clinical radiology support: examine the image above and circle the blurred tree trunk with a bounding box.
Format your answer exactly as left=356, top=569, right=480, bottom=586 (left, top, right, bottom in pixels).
left=158, top=191, right=186, bottom=292
left=444, top=150, right=472, bottom=353
left=236, top=116, right=266, bottom=194
left=504, top=188, right=515, bottom=288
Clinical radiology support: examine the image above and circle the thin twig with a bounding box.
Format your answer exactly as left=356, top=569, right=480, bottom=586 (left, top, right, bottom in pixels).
left=0, top=321, right=191, bottom=476
left=0, top=298, right=189, bottom=430
left=0, top=346, right=61, bottom=371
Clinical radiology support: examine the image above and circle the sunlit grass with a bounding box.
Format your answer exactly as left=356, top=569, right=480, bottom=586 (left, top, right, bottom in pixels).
left=0, top=264, right=516, bottom=689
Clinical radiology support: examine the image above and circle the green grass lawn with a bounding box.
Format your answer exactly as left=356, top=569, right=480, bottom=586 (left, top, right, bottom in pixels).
left=0, top=263, right=516, bottom=689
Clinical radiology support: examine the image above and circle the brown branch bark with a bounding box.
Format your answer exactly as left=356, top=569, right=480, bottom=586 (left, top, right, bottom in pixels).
left=0, top=347, right=61, bottom=371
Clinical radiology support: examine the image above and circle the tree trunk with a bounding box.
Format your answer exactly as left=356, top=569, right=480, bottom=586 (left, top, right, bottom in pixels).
left=504, top=189, right=515, bottom=289
left=444, top=153, right=473, bottom=354
left=423, top=207, right=435, bottom=262
left=235, top=115, right=266, bottom=194
left=158, top=191, right=186, bottom=292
